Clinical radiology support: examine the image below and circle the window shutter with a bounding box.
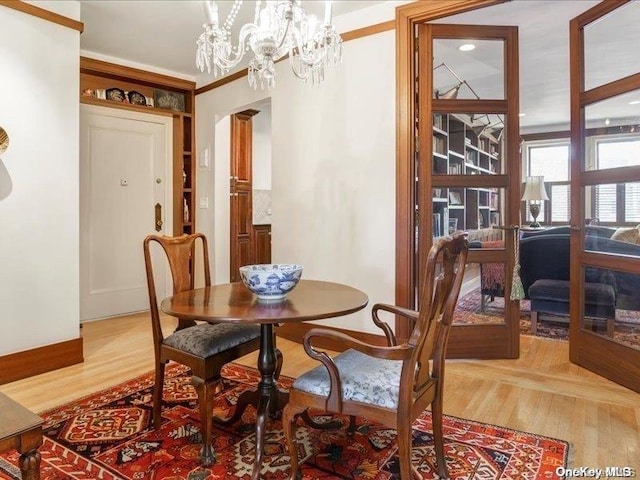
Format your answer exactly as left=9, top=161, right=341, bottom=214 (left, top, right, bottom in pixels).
left=551, top=184, right=570, bottom=223
left=595, top=184, right=617, bottom=222
left=625, top=182, right=640, bottom=223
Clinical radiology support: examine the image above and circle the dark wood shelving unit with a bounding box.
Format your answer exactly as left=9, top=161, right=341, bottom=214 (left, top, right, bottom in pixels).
left=431, top=113, right=502, bottom=238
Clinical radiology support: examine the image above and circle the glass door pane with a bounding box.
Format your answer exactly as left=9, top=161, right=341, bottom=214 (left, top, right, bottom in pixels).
left=584, top=1, right=640, bottom=91
left=418, top=24, right=520, bottom=359
left=570, top=0, right=640, bottom=392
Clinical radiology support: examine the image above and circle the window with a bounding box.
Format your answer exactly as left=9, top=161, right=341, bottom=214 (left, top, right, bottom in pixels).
left=524, top=141, right=570, bottom=224
left=592, top=136, right=640, bottom=225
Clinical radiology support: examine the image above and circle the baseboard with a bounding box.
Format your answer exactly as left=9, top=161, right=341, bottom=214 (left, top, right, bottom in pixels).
left=275, top=323, right=386, bottom=351
left=0, top=337, right=84, bottom=385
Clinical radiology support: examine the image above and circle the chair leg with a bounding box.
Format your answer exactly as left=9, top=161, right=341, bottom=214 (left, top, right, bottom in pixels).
left=282, top=403, right=304, bottom=480
left=396, top=419, right=414, bottom=480
left=606, top=317, right=615, bottom=337
left=530, top=311, right=538, bottom=335
left=347, top=415, right=357, bottom=435
left=192, top=376, right=218, bottom=467
left=153, top=360, right=166, bottom=429
left=431, top=396, right=448, bottom=480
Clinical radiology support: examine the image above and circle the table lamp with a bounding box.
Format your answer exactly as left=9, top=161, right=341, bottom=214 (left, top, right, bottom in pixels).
left=522, top=176, right=549, bottom=228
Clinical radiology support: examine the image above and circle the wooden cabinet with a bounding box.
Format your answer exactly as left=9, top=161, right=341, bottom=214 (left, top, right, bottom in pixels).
left=432, top=114, right=502, bottom=237
left=230, top=110, right=260, bottom=281
left=254, top=225, right=272, bottom=265
left=79, top=57, right=196, bottom=236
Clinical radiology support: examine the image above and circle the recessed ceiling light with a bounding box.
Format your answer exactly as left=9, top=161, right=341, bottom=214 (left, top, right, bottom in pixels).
left=518, top=113, right=526, bottom=117
left=629, top=100, right=640, bottom=105
left=458, top=44, right=475, bottom=51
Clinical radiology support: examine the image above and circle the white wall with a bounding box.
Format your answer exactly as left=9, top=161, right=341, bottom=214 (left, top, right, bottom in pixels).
left=252, top=104, right=272, bottom=190
left=196, top=5, right=397, bottom=334
left=0, top=4, right=81, bottom=353
left=213, top=116, right=231, bottom=284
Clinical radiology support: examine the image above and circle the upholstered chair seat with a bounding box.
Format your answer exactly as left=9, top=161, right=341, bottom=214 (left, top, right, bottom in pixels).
left=164, top=323, right=260, bottom=358
left=292, top=349, right=402, bottom=409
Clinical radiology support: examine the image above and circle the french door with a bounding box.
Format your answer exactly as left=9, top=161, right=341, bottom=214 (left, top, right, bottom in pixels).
left=569, top=0, right=640, bottom=392
left=416, top=24, right=521, bottom=358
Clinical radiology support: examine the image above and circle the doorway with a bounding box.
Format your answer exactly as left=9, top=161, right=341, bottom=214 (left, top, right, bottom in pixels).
left=229, top=104, right=273, bottom=281
left=397, top=0, right=640, bottom=391
left=79, top=105, right=172, bottom=321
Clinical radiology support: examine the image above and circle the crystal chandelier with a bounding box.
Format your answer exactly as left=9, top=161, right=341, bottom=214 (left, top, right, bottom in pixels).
left=196, top=1, right=343, bottom=90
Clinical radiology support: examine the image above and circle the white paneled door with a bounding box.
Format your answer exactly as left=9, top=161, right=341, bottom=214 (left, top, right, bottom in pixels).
left=80, top=105, right=172, bottom=321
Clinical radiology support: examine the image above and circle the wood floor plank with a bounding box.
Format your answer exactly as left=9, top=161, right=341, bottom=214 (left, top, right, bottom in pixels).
left=0, top=312, right=638, bottom=469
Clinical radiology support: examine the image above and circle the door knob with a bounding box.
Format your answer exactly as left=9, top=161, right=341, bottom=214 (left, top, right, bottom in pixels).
left=155, top=203, right=163, bottom=232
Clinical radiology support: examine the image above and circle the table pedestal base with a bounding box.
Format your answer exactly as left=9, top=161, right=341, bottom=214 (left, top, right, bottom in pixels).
left=215, top=324, right=286, bottom=480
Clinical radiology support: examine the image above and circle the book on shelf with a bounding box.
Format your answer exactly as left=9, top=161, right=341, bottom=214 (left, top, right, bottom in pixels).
left=448, top=164, right=462, bottom=174
left=432, top=135, right=447, bottom=155
left=433, top=114, right=444, bottom=130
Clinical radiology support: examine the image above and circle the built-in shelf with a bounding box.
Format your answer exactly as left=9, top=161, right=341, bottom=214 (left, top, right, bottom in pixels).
left=431, top=113, right=502, bottom=237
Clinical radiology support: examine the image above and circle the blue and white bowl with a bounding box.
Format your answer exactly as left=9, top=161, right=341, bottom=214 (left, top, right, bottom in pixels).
left=239, top=264, right=304, bottom=300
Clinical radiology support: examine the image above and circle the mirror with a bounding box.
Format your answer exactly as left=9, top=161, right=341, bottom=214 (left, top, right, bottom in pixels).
left=0, top=126, right=8, bottom=154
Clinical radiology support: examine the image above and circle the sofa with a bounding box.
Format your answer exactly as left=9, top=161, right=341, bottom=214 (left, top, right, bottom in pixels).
left=470, top=226, right=640, bottom=331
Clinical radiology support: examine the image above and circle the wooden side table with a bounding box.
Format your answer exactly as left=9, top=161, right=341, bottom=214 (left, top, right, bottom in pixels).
left=0, top=392, right=43, bottom=480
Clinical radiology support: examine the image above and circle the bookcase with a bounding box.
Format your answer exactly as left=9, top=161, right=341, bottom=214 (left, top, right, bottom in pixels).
left=173, top=113, right=195, bottom=235
left=432, top=114, right=502, bottom=238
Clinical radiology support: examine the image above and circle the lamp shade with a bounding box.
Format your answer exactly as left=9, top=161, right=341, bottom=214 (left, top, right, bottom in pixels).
left=521, top=176, right=549, bottom=201
left=435, top=83, right=462, bottom=99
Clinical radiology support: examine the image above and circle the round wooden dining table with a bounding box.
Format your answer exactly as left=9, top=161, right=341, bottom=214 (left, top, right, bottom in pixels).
left=161, top=279, right=368, bottom=479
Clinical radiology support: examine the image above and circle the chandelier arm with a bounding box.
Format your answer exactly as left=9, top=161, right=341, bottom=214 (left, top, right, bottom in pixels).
left=232, top=22, right=257, bottom=63
left=276, top=17, right=292, bottom=52
left=289, top=63, right=309, bottom=80
left=215, top=22, right=257, bottom=71
left=289, top=26, right=324, bottom=65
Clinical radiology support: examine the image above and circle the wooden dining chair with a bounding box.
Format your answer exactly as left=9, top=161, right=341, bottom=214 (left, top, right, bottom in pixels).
left=282, top=233, right=469, bottom=479
left=143, top=233, right=261, bottom=466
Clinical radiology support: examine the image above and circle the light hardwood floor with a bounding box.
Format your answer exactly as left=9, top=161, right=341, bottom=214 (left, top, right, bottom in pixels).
left=1, top=312, right=639, bottom=470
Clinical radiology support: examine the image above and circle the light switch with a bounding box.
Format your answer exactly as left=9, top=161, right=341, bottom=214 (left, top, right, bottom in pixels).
left=199, top=196, right=209, bottom=209
left=199, top=148, right=210, bottom=168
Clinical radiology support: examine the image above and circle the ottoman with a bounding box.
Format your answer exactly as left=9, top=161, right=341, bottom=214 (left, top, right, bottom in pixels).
left=528, top=279, right=616, bottom=336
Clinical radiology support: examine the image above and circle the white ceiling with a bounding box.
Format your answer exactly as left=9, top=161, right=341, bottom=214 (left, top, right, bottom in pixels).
left=79, top=0, right=640, bottom=132
left=79, top=1, right=380, bottom=78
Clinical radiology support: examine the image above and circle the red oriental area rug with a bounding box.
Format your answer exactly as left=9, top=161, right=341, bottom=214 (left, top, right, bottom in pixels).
left=0, top=363, right=569, bottom=479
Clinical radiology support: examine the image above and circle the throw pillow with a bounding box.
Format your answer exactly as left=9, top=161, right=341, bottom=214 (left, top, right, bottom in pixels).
left=611, top=224, right=640, bottom=244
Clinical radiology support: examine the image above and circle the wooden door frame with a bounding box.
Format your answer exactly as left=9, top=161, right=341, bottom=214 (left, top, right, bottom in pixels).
left=569, top=0, right=640, bottom=392
left=395, top=1, right=513, bottom=350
